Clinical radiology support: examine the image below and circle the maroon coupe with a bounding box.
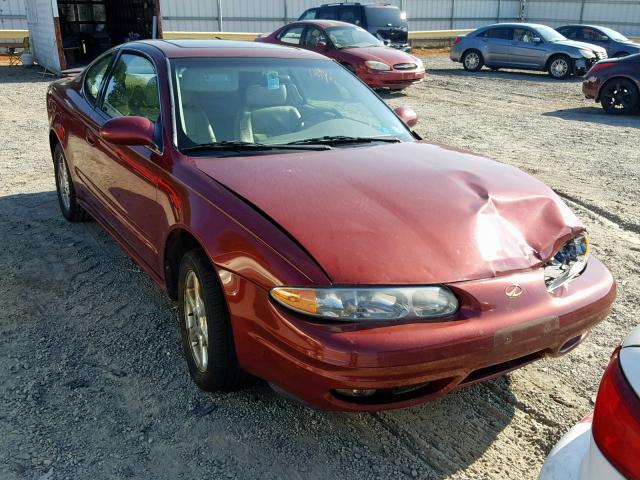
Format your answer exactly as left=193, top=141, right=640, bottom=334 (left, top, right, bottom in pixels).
left=47, top=39, right=615, bottom=411
left=256, top=20, right=426, bottom=90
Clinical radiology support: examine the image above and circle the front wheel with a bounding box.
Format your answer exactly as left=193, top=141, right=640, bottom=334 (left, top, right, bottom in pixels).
left=178, top=250, right=250, bottom=392
left=600, top=79, right=640, bottom=115
left=53, top=144, right=90, bottom=222
left=547, top=55, right=572, bottom=79
left=462, top=50, right=484, bottom=72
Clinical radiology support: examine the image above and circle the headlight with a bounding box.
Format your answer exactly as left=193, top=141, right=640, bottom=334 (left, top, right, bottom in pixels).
left=579, top=49, right=596, bottom=58
left=271, top=286, right=458, bottom=321
left=544, top=232, right=590, bottom=291
left=365, top=60, right=391, bottom=71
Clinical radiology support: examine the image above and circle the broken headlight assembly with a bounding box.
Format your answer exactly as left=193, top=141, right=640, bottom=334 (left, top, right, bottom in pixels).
left=544, top=232, right=590, bottom=291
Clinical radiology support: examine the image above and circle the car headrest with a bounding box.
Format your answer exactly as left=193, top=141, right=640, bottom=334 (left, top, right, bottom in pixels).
left=245, top=85, right=287, bottom=108
left=179, top=68, right=239, bottom=94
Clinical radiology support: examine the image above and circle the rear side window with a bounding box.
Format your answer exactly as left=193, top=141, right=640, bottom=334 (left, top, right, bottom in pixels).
left=479, top=28, right=510, bottom=40
left=278, top=26, right=305, bottom=45
left=558, top=26, right=577, bottom=39
left=84, top=53, right=114, bottom=105
left=336, top=6, right=362, bottom=25
left=318, top=6, right=337, bottom=20
left=101, top=53, right=160, bottom=122
left=364, top=6, right=403, bottom=26
left=299, top=8, right=317, bottom=20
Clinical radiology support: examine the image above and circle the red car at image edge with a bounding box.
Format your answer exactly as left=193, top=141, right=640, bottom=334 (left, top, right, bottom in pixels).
left=47, top=39, right=615, bottom=411
left=256, top=20, right=426, bottom=90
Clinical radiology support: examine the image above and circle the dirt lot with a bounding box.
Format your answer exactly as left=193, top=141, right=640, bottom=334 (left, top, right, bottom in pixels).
left=1, top=57, right=638, bottom=480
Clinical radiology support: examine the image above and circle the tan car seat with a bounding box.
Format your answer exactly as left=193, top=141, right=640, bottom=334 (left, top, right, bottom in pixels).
left=177, top=69, right=217, bottom=145
left=240, top=85, right=302, bottom=143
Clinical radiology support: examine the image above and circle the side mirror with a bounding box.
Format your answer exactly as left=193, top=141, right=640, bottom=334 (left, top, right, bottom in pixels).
left=532, top=37, right=542, bottom=44
left=394, top=106, right=418, bottom=127
left=100, top=116, right=155, bottom=147
left=599, top=35, right=609, bottom=42
left=316, top=40, right=328, bottom=49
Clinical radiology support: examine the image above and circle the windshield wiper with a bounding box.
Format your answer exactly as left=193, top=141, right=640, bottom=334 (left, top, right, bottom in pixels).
left=181, top=141, right=331, bottom=153
left=286, top=136, right=401, bottom=146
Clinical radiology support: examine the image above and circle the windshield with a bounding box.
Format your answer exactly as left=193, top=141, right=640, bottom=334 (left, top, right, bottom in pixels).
left=327, top=26, right=382, bottom=48
left=364, top=6, right=404, bottom=27
left=597, top=26, right=630, bottom=42
left=535, top=25, right=567, bottom=42
left=169, top=57, right=413, bottom=151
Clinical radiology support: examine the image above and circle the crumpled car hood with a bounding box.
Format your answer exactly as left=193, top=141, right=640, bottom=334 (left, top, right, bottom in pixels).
left=196, top=142, right=582, bottom=285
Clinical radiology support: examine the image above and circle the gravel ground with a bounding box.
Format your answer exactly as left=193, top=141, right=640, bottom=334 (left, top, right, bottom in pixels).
left=1, top=57, right=639, bottom=480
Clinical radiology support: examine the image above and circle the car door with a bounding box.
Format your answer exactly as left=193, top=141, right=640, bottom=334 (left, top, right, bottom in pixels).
left=70, top=51, right=116, bottom=204
left=477, top=27, right=512, bottom=65
left=578, top=27, right=612, bottom=56
left=86, top=50, right=165, bottom=273
left=509, top=27, right=547, bottom=67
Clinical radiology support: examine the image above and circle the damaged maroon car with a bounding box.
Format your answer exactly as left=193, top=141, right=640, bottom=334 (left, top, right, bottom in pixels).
left=47, top=40, right=615, bottom=411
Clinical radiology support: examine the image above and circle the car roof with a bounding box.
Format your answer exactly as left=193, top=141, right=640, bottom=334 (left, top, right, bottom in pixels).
left=291, top=19, right=356, bottom=28
left=557, top=24, right=608, bottom=29
left=132, top=39, right=327, bottom=60
left=476, top=23, right=550, bottom=30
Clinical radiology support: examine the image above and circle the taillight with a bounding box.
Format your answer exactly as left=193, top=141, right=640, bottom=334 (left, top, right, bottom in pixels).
left=589, top=62, right=616, bottom=73
left=592, top=347, right=640, bottom=479
left=453, top=37, right=462, bottom=45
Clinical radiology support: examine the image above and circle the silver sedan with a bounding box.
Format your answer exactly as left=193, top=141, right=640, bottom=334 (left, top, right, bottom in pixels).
left=450, top=23, right=608, bottom=79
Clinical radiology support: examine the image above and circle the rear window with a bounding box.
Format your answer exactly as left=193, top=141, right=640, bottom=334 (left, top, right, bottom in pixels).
left=364, top=6, right=403, bottom=26
left=479, top=28, right=510, bottom=40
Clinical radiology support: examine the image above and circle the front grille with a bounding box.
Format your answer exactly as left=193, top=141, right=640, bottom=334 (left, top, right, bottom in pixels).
left=393, top=63, right=417, bottom=70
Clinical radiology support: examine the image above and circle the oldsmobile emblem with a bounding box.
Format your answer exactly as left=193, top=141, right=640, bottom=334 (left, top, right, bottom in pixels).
left=505, top=284, right=523, bottom=299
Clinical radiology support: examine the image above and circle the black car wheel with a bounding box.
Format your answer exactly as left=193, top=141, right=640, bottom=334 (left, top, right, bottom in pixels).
left=600, top=79, right=640, bottom=115
left=462, top=50, right=484, bottom=72
left=547, top=55, right=572, bottom=79
left=178, top=249, right=251, bottom=391
left=53, top=144, right=90, bottom=222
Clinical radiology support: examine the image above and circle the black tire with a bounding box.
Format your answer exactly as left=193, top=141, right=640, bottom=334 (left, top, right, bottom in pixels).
left=178, top=249, right=251, bottom=392
left=547, top=55, right=572, bottom=79
left=462, top=50, right=484, bottom=72
left=600, top=78, right=640, bottom=115
left=53, top=144, right=90, bottom=222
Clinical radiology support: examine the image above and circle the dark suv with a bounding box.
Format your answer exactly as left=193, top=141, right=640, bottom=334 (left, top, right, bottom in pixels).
left=298, top=3, right=410, bottom=52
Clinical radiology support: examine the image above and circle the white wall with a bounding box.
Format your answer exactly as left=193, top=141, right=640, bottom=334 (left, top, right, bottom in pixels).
left=161, top=0, right=640, bottom=36
left=25, top=0, right=61, bottom=74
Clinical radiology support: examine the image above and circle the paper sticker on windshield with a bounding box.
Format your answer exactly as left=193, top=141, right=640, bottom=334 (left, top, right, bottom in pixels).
left=267, top=71, right=280, bottom=90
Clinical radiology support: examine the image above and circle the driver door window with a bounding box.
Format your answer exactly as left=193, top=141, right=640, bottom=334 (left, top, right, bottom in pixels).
left=278, top=26, right=305, bottom=45
left=302, top=27, right=329, bottom=49
left=101, top=53, right=160, bottom=122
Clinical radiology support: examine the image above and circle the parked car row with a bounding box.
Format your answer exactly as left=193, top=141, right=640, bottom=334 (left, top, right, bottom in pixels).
left=450, top=22, right=640, bottom=114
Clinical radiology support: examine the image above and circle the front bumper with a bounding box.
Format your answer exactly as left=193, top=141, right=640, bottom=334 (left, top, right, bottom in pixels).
left=582, top=74, right=602, bottom=100
left=357, top=66, right=426, bottom=89
left=221, top=257, right=615, bottom=411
